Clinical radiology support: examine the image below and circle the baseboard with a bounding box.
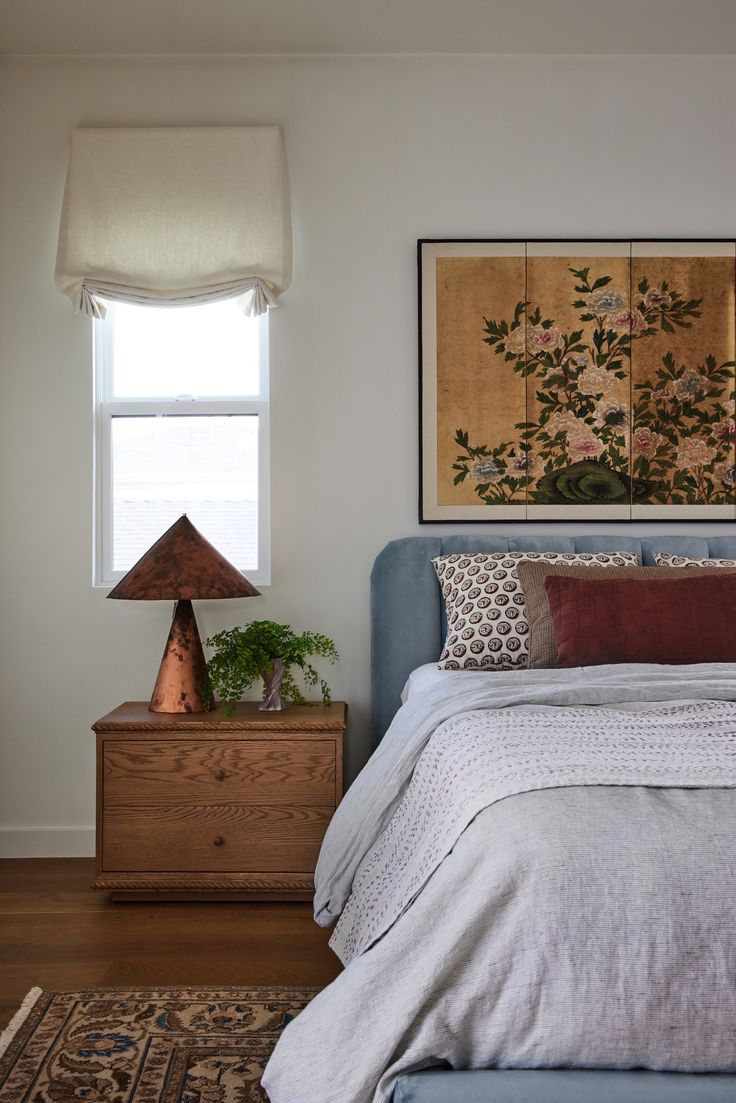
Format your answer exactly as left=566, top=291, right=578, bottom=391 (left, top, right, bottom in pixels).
left=0, top=827, right=95, bottom=858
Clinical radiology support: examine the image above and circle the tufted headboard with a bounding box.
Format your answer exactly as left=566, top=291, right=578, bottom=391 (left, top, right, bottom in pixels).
left=370, top=534, right=736, bottom=747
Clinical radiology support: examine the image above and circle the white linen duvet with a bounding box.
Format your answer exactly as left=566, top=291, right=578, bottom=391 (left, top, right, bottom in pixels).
left=263, top=664, right=736, bottom=1103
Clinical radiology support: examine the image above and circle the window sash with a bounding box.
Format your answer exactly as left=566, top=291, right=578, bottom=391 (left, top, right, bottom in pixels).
left=95, top=304, right=269, bottom=403
left=93, top=314, right=270, bottom=587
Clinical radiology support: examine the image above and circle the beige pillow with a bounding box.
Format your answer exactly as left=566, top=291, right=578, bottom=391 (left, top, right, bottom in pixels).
left=516, top=561, right=736, bottom=669
left=654, top=553, right=736, bottom=568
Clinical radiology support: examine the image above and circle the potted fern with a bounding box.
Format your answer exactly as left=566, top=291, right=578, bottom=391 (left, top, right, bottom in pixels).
left=205, top=620, right=339, bottom=713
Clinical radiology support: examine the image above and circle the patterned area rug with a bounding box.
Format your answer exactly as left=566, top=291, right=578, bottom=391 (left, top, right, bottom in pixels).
left=0, top=986, right=317, bottom=1101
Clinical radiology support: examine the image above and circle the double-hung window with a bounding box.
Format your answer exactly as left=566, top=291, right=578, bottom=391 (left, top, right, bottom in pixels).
left=94, top=298, right=269, bottom=587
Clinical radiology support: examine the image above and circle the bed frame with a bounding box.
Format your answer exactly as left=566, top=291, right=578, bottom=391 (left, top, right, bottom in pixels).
left=370, top=534, right=736, bottom=1103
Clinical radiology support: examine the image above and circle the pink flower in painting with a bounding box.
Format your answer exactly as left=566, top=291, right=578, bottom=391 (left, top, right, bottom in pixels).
left=724, top=400, right=736, bottom=417
left=716, top=460, right=736, bottom=489
left=567, top=432, right=605, bottom=461
left=511, top=452, right=536, bottom=476
left=714, top=418, right=736, bottom=443
left=633, top=427, right=664, bottom=460
left=594, top=401, right=629, bottom=431
left=676, top=437, right=716, bottom=469
left=528, top=324, right=563, bottom=354
left=643, top=286, right=671, bottom=310
left=504, top=325, right=526, bottom=356
left=549, top=409, right=584, bottom=435
left=653, top=384, right=674, bottom=402
left=577, top=365, right=616, bottom=396
left=608, top=308, right=646, bottom=334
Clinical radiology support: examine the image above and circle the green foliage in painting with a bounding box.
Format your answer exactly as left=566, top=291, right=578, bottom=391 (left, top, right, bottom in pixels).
left=632, top=352, right=736, bottom=504
left=456, top=264, right=735, bottom=506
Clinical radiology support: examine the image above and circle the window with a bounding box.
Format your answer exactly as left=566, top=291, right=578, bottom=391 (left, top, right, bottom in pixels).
left=94, top=299, right=269, bottom=586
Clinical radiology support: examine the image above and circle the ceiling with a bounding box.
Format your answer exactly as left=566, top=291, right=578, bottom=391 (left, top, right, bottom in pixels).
left=2, top=0, right=736, bottom=56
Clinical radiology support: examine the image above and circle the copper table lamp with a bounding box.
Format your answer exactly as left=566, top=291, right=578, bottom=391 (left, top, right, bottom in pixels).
left=108, top=515, right=260, bottom=713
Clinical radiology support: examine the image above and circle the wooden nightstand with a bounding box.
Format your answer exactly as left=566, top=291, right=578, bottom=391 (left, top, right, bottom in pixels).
left=92, top=701, right=347, bottom=900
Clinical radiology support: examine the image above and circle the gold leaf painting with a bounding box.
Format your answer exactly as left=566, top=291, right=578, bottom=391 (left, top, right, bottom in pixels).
left=420, top=241, right=736, bottom=521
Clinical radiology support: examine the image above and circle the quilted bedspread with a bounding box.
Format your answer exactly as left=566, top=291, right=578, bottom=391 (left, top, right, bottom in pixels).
left=331, top=699, right=736, bottom=963
left=263, top=664, right=736, bottom=1103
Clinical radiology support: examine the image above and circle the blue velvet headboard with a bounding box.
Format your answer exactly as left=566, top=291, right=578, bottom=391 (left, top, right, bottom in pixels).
left=370, top=534, right=736, bottom=747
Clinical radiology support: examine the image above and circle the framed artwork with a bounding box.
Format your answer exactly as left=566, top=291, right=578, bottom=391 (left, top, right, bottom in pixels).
left=419, top=240, right=736, bottom=521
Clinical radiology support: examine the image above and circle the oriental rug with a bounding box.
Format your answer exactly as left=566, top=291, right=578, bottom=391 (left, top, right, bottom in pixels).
left=0, top=986, right=317, bottom=1101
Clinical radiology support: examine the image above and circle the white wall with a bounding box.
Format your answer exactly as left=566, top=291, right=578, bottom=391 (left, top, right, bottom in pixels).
left=2, top=53, right=736, bottom=855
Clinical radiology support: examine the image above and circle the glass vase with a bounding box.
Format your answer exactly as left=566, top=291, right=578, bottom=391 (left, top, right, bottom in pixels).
left=260, top=658, right=287, bottom=711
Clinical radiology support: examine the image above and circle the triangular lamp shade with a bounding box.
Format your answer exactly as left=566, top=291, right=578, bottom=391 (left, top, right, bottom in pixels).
left=108, top=515, right=260, bottom=601
left=107, top=516, right=260, bottom=714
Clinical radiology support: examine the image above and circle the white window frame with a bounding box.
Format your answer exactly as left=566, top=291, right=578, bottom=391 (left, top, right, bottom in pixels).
left=93, top=307, right=270, bottom=588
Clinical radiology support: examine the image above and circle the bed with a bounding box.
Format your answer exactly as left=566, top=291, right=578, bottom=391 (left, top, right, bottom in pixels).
left=263, top=535, right=736, bottom=1103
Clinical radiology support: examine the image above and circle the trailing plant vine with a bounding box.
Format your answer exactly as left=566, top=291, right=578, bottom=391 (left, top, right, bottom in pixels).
left=206, top=620, right=339, bottom=714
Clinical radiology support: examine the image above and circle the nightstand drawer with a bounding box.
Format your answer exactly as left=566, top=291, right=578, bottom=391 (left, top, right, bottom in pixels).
left=103, top=740, right=336, bottom=804
left=93, top=701, right=346, bottom=898
left=102, top=803, right=333, bottom=872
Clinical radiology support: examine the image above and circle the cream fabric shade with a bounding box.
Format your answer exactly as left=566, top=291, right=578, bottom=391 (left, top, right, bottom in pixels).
left=55, top=126, right=292, bottom=318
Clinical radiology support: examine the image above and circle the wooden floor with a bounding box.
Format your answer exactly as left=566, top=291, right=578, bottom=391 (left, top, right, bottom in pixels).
left=0, top=858, right=341, bottom=1030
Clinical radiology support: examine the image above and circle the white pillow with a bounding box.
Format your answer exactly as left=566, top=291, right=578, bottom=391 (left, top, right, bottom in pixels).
left=433, top=551, right=639, bottom=671
left=654, top=553, right=736, bottom=568
left=400, top=663, right=452, bottom=704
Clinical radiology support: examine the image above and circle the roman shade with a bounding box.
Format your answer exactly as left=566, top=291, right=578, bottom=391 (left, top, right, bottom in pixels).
left=55, top=126, right=292, bottom=318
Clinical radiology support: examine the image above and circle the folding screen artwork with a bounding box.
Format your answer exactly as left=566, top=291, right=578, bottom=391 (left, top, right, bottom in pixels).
left=420, top=241, right=736, bottom=521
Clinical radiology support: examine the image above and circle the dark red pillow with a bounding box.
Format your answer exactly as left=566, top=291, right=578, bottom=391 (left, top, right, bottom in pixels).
left=544, top=573, right=736, bottom=667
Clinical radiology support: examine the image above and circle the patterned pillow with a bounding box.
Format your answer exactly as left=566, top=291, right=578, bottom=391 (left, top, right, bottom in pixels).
left=654, top=553, right=736, bottom=568
left=433, top=551, right=639, bottom=670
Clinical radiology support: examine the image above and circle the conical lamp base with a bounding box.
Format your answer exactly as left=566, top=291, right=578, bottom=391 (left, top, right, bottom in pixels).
left=149, top=600, right=211, bottom=713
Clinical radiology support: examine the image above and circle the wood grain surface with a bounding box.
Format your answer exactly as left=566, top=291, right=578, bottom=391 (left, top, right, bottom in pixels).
left=103, top=803, right=333, bottom=871
left=103, top=741, right=336, bottom=804
left=0, top=858, right=341, bottom=1031
left=93, top=702, right=347, bottom=896
left=94, top=701, right=348, bottom=732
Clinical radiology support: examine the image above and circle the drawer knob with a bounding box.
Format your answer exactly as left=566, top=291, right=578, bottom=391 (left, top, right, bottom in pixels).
left=213, top=768, right=225, bottom=781
left=213, top=835, right=225, bottom=847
